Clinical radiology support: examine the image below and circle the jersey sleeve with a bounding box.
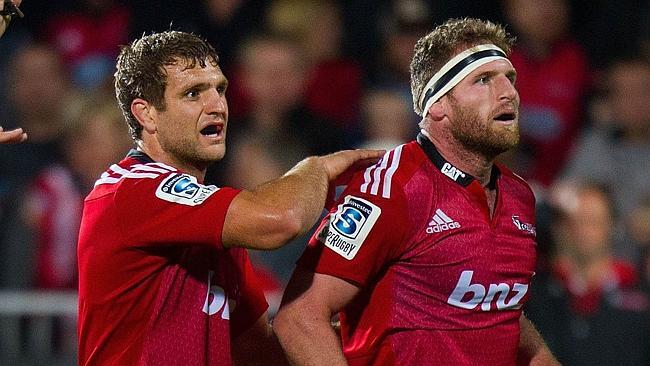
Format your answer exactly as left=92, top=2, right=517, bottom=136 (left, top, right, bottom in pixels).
left=229, top=248, right=270, bottom=339
left=298, top=174, right=409, bottom=287
left=113, top=171, right=241, bottom=249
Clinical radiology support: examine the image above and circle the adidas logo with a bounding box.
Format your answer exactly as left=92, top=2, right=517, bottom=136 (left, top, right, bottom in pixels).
left=426, top=209, right=461, bottom=233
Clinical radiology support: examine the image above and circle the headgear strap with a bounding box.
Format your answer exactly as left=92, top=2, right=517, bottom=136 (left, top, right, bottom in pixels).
left=418, top=44, right=511, bottom=117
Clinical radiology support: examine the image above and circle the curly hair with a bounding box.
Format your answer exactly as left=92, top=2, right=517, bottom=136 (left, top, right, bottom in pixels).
left=410, top=18, right=516, bottom=115
left=114, top=31, right=220, bottom=141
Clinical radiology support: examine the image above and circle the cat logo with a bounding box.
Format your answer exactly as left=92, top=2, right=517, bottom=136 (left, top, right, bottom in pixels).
left=441, top=163, right=466, bottom=181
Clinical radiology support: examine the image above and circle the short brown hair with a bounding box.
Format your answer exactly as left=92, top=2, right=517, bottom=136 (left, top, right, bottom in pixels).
left=410, top=18, right=516, bottom=115
left=114, top=31, right=220, bottom=141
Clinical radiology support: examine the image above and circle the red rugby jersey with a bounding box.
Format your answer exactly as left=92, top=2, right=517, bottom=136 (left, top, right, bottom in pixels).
left=299, top=134, right=538, bottom=365
left=77, top=150, right=268, bottom=365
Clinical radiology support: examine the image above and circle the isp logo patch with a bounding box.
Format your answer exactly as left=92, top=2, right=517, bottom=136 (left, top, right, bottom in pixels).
left=156, top=173, right=219, bottom=206
left=325, top=195, right=381, bottom=260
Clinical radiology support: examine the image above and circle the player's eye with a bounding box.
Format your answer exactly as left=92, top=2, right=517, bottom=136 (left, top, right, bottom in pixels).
left=476, top=75, right=490, bottom=85
left=185, top=89, right=200, bottom=99
left=507, top=74, right=517, bottom=86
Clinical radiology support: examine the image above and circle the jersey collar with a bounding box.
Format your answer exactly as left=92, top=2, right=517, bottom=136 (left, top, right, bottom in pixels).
left=416, top=132, right=499, bottom=188
left=126, top=148, right=155, bottom=164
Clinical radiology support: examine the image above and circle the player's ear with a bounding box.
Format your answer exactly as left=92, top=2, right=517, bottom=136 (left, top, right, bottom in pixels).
left=131, top=98, right=157, bottom=133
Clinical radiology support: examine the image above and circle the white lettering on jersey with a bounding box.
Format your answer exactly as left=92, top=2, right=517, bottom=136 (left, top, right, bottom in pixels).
left=156, top=173, right=219, bottom=206
left=441, top=162, right=466, bottom=181
left=447, top=270, right=528, bottom=311
left=360, top=145, right=403, bottom=199
left=324, top=195, right=381, bottom=260
left=203, top=271, right=236, bottom=319
left=426, top=209, right=461, bottom=233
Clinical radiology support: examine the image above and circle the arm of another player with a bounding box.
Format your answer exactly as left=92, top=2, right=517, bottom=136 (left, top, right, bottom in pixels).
left=274, top=268, right=359, bottom=366
left=231, top=312, right=290, bottom=366
left=517, top=314, right=561, bottom=365
left=0, top=0, right=22, bottom=37
left=0, top=126, right=27, bottom=144
left=222, top=149, right=383, bottom=250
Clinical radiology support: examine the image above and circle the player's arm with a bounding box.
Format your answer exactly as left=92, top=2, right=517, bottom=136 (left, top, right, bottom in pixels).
left=223, top=149, right=382, bottom=250
left=273, top=268, right=359, bottom=366
left=0, top=126, right=27, bottom=144
left=517, top=314, right=561, bottom=365
left=231, top=312, right=289, bottom=366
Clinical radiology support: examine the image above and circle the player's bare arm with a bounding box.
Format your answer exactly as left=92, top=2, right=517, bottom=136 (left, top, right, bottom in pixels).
left=518, top=315, right=561, bottom=365
left=274, top=268, right=360, bottom=366
left=0, top=126, right=27, bottom=144
left=232, top=312, right=289, bottom=366
left=222, top=149, right=383, bottom=250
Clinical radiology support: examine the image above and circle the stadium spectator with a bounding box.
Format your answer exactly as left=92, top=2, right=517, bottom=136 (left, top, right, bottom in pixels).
left=6, top=94, right=131, bottom=291
left=0, top=43, right=78, bottom=288
left=356, top=87, right=414, bottom=151
left=561, top=57, right=650, bottom=260
left=267, top=0, right=364, bottom=139
left=76, top=30, right=382, bottom=365
left=274, top=18, right=558, bottom=365
left=501, top=0, right=591, bottom=188
left=0, top=94, right=131, bottom=358
left=210, top=33, right=346, bottom=185
left=42, top=0, right=131, bottom=90
left=526, top=181, right=650, bottom=366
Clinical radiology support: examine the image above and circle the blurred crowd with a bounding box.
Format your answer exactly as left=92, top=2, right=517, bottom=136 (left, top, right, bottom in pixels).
left=0, top=0, right=649, bottom=364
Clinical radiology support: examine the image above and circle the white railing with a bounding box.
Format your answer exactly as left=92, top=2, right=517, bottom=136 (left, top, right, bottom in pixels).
left=0, top=290, right=77, bottom=365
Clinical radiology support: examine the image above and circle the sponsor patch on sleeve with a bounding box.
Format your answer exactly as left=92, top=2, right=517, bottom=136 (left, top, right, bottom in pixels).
left=322, top=195, right=381, bottom=260
left=155, top=173, right=219, bottom=206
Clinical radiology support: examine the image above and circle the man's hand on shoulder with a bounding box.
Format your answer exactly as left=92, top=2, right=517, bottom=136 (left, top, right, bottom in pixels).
left=319, top=149, right=385, bottom=182
left=318, top=149, right=384, bottom=208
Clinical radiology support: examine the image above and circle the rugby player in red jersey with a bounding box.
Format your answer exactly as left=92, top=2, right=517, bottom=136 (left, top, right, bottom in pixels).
left=76, top=30, right=383, bottom=365
left=275, top=18, right=560, bottom=365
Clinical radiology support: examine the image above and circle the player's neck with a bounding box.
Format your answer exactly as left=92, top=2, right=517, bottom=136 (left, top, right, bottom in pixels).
left=427, top=133, right=494, bottom=188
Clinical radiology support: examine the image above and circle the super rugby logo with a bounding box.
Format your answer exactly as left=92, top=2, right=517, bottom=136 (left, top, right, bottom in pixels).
left=156, top=173, right=219, bottom=206
left=325, top=195, right=381, bottom=260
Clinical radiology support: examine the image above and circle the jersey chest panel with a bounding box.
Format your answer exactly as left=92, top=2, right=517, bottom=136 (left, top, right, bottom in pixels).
left=389, top=171, right=537, bottom=330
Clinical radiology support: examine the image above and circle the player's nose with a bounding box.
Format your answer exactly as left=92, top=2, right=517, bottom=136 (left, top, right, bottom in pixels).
left=496, top=75, right=517, bottom=102
left=204, top=89, right=227, bottom=115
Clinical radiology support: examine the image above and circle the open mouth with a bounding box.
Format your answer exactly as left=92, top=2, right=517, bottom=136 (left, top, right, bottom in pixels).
left=494, top=113, right=516, bottom=122
left=200, top=124, right=223, bottom=137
